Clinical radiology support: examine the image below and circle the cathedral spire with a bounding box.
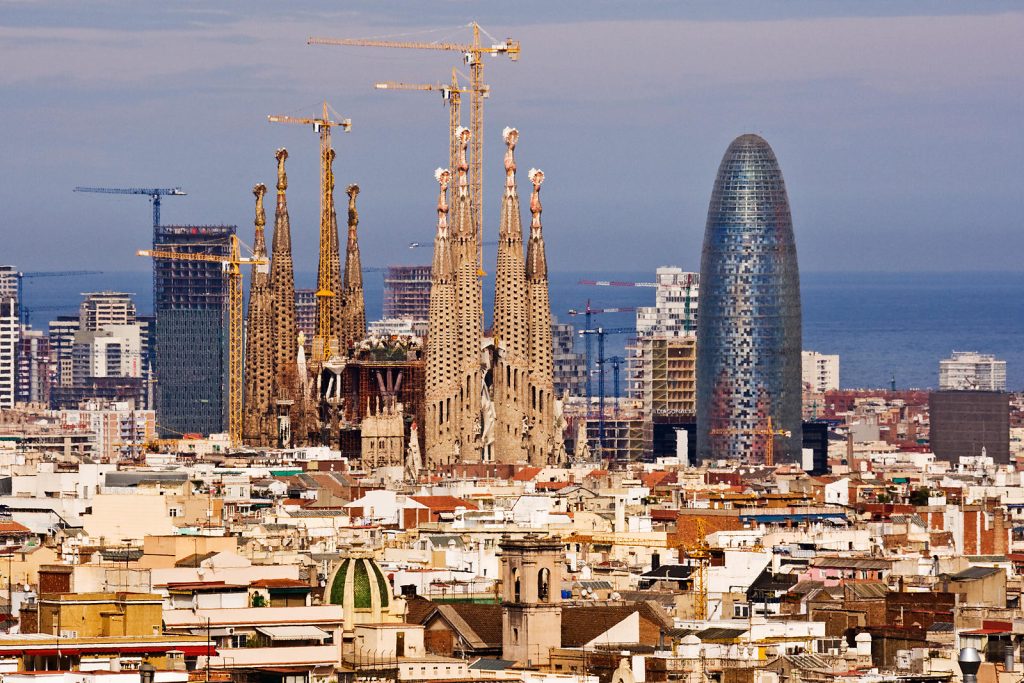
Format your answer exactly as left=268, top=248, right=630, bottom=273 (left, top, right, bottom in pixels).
left=244, top=183, right=275, bottom=445
left=452, top=126, right=483, bottom=463
left=270, top=148, right=300, bottom=443
left=341, top=183, right=366, bottom=351
left=425, top=168, right=459, bottom=466
left=317, top=147, right=342, bottom=360
left=492, top=127, right=529, bottom=463
left=525, top=168, right=558, bottom=463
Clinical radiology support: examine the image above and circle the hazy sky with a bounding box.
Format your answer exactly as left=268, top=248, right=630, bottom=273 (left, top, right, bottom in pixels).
left=2, top=1, right=1022, bottom=274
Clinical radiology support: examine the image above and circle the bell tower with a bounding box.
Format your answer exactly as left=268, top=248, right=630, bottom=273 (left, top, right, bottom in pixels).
left=500, top=534, right=563, bottom=666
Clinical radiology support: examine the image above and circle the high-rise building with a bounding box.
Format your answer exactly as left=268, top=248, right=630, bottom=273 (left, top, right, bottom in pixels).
left=153, top=224, right=234, bottom=436
left=0, top=266, right=18, bottom=299
left=383, top=265, right=432, bottom=322
left=636, top=267, right=699, bottom=338
left=696, top=134, right=802, bottom=464
left=48, top=315, right=80, bottom=391
left=802, top=351, right=840, bottom=393
left=0, top=296, right=17, bottom=409
left=930, top=390, right=1009, bottom=463
left=79, top=292, right=136, bottom=331
left=939, top=351, right=1006, bottom=391
left=16, top=328, right=50, bottom=405
left=294, top=289, right=316, bottom=342
left=552, top=318, right=586, bottom=398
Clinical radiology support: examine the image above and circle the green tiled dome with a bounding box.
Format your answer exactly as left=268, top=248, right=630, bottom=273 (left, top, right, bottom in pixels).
left=326, top=555, right=390, bottom=614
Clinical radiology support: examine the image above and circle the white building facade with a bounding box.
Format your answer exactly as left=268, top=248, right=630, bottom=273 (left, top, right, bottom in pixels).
left=802, top=350, right=840, bottom=392
left=939, top=351, right=1006, bottom=391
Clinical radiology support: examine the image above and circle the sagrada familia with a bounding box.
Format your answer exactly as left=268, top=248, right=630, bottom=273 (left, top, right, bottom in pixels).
left=425, top=127, right=563, bottom=467
left=240, top=125, right=564, bottom=468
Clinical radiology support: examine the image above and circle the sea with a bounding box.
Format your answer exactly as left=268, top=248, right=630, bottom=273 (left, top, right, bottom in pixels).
left=21, top=269, right=1024, bottom=392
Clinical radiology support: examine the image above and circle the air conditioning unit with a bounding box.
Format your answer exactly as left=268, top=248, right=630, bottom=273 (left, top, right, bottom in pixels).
left=225, top=627, right=234, bottom=635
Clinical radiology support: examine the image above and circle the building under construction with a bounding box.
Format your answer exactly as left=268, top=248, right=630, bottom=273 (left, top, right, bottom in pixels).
left=383, top=265, right=432, bottom=322
left=153, top=224, right=234, bottom=437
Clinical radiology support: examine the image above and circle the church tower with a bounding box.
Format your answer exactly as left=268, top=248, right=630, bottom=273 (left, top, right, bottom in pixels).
left=500, top=534, right=563, bottom=667
left=243, top=183, right=275, bottom=445
left=492, top=128, right=529, bottom=463
left=525, top=169, right=558, bottom=463
left=425, top=169, right=459, bottom=466
left=316, top=147, right=342, bottom=361
left=341, top=183, right=366, bottom=351
left=269, top=149, right=301, bottom=445
left=452, top=127, right=483, bottom=462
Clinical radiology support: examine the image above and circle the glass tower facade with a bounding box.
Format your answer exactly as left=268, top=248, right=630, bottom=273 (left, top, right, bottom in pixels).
left=696, top=134, right=802, bottom=464
left=153, top=224, right=234, bottom=437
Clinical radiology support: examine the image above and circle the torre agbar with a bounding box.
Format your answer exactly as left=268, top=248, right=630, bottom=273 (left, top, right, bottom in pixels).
left=696, top=134, right=802, bottom=464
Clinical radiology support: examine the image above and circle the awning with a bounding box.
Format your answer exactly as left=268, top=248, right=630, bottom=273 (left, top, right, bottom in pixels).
left=255, top=626, right=331, bottom=642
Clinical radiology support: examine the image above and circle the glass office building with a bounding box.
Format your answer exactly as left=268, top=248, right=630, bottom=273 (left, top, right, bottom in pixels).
left=696, top=134, right=802, bottom=464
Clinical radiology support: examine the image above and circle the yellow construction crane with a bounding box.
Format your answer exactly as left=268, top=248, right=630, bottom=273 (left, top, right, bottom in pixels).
left=681, top=518, right=711, bottom=621
left=268, top=101, right=352, bottom=360
left=138, top=236, right=266, bottom=446
left=709, top=415, right=792, bottom=467
left=374, top=70, right=488, bottom=275
left=309, top=23, right=519, bottom=253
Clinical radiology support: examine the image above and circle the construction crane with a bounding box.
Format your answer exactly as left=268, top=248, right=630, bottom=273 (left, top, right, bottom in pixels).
left=73, top=187, right=186, bottom=240
left=604, top=356, right=627, bottom=406
left=578, top=278, right=657, bottom=288
left=268, top=101, right=352, bottom=360
left=376, top=70, right=476, bottom=187
left=568, top=301, right=637, bottom=399
left=708, top=415, right=792, bottom=467
left=16, top=270, right=104, bottom=326
left=679, top=517, right=710, bottom=621
left=578, top=326, right=634, bottom=455
left=309, top=22, right=520, bottom=254
left=137, top=235, right=265, bottom=446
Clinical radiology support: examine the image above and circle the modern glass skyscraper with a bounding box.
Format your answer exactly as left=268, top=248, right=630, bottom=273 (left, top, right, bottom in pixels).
left=696, top=134, right=802, bottom=464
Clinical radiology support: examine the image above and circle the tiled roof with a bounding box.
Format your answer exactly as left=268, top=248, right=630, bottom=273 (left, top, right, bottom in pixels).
left=512, top=467, right=542, bottom=482
left=0, top=521, right=32, bottom=535
left=409, top=496, right=479, bottom=512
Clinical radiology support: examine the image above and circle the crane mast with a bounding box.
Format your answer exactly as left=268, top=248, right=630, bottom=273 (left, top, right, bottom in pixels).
left=137, top=236, right=265, bottom=446
left=708, top=415, right=791, bottom=467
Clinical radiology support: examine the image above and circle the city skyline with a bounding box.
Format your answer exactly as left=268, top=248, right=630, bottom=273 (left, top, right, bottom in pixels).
left=2, top=2, right=1022, bottom=273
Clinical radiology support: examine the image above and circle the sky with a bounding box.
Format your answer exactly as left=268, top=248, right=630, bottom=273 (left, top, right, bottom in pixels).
left=2, top=1, right=1023, bottom=274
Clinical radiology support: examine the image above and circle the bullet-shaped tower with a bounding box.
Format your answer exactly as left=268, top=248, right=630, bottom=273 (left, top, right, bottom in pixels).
left=341, top=184, right=366, bottom=351
left=492, top=128, right=529, bottom=462
left=696, top=134, right=802, bottom=464
left=525, top=168, right=557, bottom=464
left=425, top=169, right=459, bottom=465
left=243, top=184, right=275, bottom=445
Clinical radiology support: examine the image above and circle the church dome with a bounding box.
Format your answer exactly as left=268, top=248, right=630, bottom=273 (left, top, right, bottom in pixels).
left=326, top=554, right=390, bottom=614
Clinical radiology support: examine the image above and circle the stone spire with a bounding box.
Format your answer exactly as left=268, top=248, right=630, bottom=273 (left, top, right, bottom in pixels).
left=341, top=183, right=366, bottom=351
left=492, top=127, right=529, bottom=463
left=525, top=168, right=558, bottom=463
left=244, top=183, right=275, bottom=445
left=452, top=126, right=483, bottom=462
left=425, top=168, right=459, bottom=466
left=316, top=147, right=342, bottom=360
left=270, top=149, right=300, bottom=443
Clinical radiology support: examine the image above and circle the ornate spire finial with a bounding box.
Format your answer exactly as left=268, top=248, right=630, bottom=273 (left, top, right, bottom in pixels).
left=435, top=168, right=451, bottom=235
left=503, top=127, right=519, bottom=197
left=456, top=127, right=471, bottom=196
left=346, top=184, right=360, bottom=236
left=275, top=148, right=288, bottom=191
left=529, top=168, right=545, bottom=230
left=253, top=183, right=267, bottom=228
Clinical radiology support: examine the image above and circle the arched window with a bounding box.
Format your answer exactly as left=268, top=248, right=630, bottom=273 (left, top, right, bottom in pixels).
left=513, top=569, right=521, bottom=602
left=538, top=567, right=550, bottom=602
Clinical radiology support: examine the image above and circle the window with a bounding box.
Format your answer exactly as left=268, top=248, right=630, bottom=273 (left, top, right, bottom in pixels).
left=538, top=568, right=551, bottom=602
left=733, top=603, right=750, bottom=618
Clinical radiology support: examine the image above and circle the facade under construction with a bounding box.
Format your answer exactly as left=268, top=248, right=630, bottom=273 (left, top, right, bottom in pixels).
left=153, top=224, right=234, bottom=437
left=383, top=265, right=432, bottom=322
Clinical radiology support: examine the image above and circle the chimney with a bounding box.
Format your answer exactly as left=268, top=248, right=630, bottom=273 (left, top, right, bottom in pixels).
left=959, top=648, right=981, bottom=683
